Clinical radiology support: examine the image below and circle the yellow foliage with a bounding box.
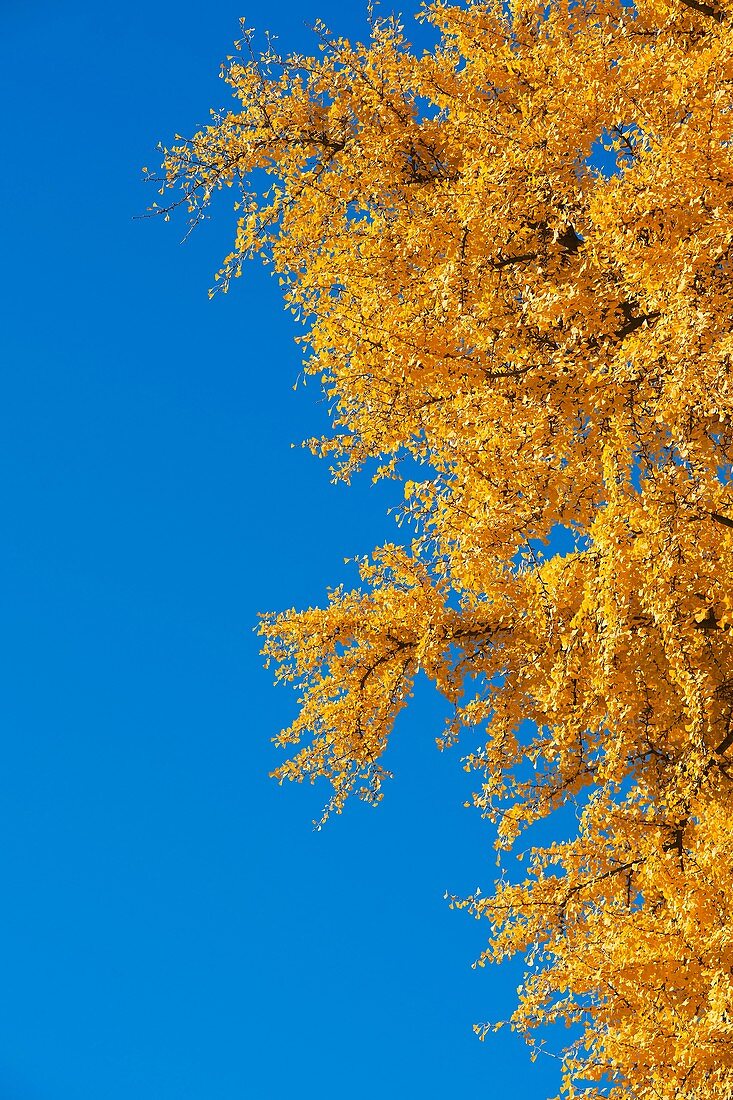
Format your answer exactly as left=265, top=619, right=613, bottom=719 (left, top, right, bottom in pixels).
left=159, top=2, right=733, bottom=1095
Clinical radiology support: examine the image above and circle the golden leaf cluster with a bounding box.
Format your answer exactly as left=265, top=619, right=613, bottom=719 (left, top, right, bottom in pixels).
left=160, top=1, right=733, bottom=1094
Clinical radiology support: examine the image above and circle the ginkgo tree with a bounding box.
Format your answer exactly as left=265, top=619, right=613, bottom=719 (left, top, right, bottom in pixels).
left=155, top=0, right=733, bottom=1095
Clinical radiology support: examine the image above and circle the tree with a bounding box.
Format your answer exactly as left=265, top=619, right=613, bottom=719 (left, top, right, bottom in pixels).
left=156, top=1, right=733, bottom=1095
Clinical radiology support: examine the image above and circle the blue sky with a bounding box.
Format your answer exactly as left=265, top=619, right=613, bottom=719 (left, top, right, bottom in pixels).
left=0, top=3, right=561, bottom=1097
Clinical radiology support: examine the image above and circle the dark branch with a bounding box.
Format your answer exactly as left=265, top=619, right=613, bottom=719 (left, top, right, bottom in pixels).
left=616, top=308, right=661, bottom=340
left=557, top=225, right=584, bottom=254
left=678, top=0, right=726, bottom=21
left=715, top=727, right=733, bottom=756
left=491, top=252, right=537, bottom=270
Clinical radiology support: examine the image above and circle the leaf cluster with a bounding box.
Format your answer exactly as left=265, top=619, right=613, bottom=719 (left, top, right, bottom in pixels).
left=159, top=1, right=733, bottom=1094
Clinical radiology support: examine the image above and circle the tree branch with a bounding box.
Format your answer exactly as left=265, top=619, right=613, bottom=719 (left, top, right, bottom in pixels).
left=678, top=0, right=726, bottom=21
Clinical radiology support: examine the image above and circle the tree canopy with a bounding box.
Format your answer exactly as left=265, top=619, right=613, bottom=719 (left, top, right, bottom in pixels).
left=158, top=1, right=733, bottom=1095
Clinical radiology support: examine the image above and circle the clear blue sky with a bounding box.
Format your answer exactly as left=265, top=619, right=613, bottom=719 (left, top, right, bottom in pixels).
left=0, top=3, right=560, bottom=1097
